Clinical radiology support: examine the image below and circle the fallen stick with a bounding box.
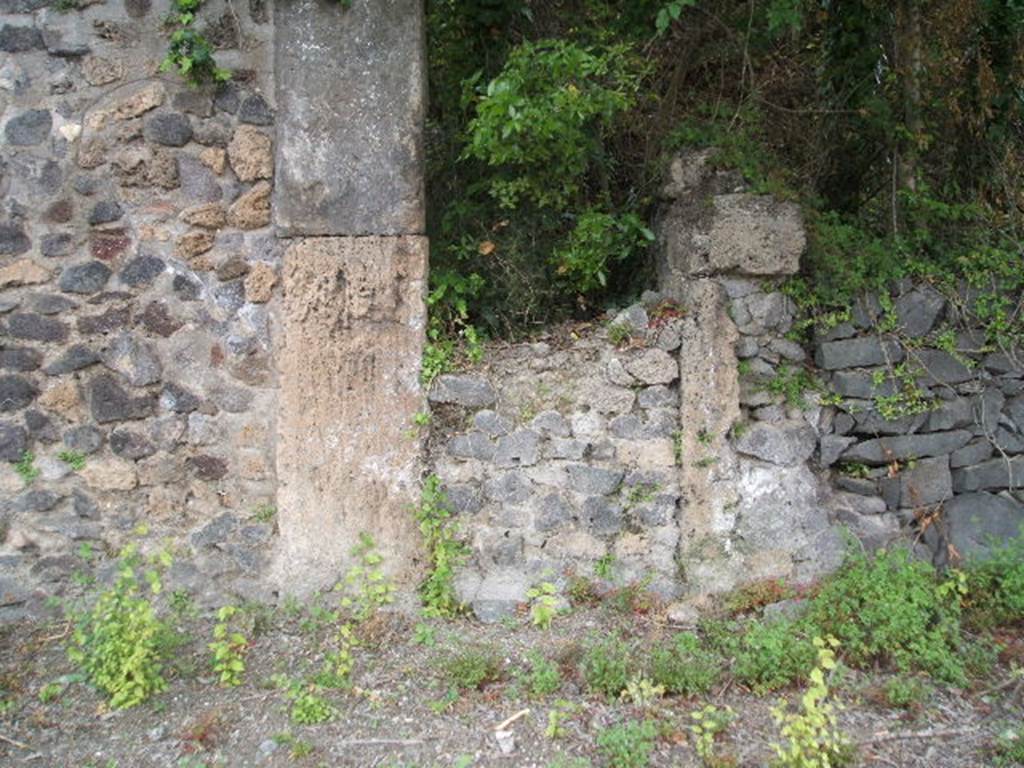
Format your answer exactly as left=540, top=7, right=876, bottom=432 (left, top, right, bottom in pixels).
left=336, top=738, right=425, bottom=747
left=858, top=726, right=978, bottom=745
left=495, top=708, right=530, bottom=731
left=0, top=734, right=28, bottom=749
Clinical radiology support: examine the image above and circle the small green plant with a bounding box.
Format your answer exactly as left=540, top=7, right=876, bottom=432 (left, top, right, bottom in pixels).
left=527, top=581, right=560, bottom=629
left=545, top=699, right=578, bottom=739
left=68, top=547, right=171, bottom=708
left=273, top=733, right=315, bottom=759
left=288, top=685, right=336, bottom=725
left=552, top=210, right=654, bottom=294
left=771, top=637, right=853, bottom=768
left=596, top=718, right=658, bottom=768
left=160, top=0, right=230, bottom=85
left=672, top=430, right=684, bottom=466
left=413, top=410, right=432, bottom=427
left=873, top=363, right=933, bottom=421
left=608, top=321, right=633, bottom=346
left=619, top=675, right=665, bottom=708
left=251, top=504, right=276, bottom=523
left=14, top=451, right=39, bottom=485
left=993, top=727, right=1024, bottom=767
left=689, top=704, right=736, bottom=767
left=38, top=681, right=64, bottom=703
left=523, top=650, right=562, bottom=697
left=765, top=366, right=820, bottom=409
left=882, top=675, right=930, bottom=709
left=339, top=532, right=394, bottom=621
left=209, top=606, right=248, bottom=687
left=58, top=449, right=87, bottom=471
left=650, top=632, right=720, bottom=696
left=964, top=532, right=1024, bottom=629
left=734, top=618, right=817, bottom=693
left=655, top=0, right=697, bottom=35
left=413, top=622, right=437, bottom=647
left=439, top=645, right=503, bottom=690
left=581, top=636, right=633, bottom=699
left=595, top=553, right=617, bottom=581
left=415, top=476, right=466, bottom=617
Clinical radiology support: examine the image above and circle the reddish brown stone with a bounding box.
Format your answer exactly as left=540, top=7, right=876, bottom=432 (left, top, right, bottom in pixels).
left=187, top=454, right=228, bottom=481
left=210, top=344, right=225, bottom=367
left=90, top=231, right=131, bottom=261
left=78, top=306, right=132, bottom=335
left=138, top=301, right=183, bottom=337
left=45, top=200, right=74, bottom=224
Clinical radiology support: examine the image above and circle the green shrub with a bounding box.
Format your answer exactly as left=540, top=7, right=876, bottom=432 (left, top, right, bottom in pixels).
left=597, top=718, right=658, bottom=768
left=649, top=631, right=720, bottom=696
left=581, top=636, right=634, bottom=699
left=415, top=476, right=466, bottom=617
left=465, top=39, right=641, bottom=211
left=522, top=650, right=563, bottom=697
left=734, top=618, right=817, bottom=693
left=964, top=533, right=1024, bottom=629
left=68, top=549, right=170, bottom=708
left=809, top=547, right=966, bottom=684
left=552, top=209, right=653, bottom=294
left=883, top=675, right=930, bottom=710
left=440, top=645, right=503, bottom=690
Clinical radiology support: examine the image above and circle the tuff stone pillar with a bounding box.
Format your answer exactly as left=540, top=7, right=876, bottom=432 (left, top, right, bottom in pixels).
left=273, top=0, right=427, bottom=592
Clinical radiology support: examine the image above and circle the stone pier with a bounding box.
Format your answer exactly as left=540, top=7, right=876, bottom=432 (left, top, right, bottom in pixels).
left=272, top=0, right=428, bottom=591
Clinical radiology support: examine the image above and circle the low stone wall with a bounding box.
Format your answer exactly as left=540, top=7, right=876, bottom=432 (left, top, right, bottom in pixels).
left=1, top=0, right=279, bottom=616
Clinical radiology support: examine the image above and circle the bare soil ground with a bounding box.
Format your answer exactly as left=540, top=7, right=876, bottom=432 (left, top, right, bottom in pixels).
left=0, top=605, right=1020, bottom=768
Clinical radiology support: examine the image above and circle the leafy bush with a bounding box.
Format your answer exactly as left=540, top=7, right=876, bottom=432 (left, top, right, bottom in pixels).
left=523, top=650, right=563, bottom=697
left=581, top=636, right=634, bottom=699
left=964, top=531, right=1024, bottom=629
left=69, top=549, right=171, bottom=708
left=649, top=631, right=720, bottom=696
left=465, top=39, right=641, bottom=211
left=439, top=645, right=503, bottom=690
left=597, top=718, right=658, bottom=768
left=415, top=476, right=466, bottom=617
left=552, top=209, right=653, bottom=294
left=809, top=547, right=965, bottom=684
left=733, top=618, right=817, bottom=693
left=209, top=605, right=248, bottom=687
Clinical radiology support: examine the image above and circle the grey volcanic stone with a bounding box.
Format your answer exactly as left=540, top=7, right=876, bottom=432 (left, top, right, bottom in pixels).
left=0, top=25, right=44, bottom=52
left=944, top=493, right=1024, bottom=559
left=638, top=385, right=677, bottom=409
left=567, top=465, right=624, bottom=495
left=188, top=455, right=228, bottom=481
left=484, top=471, right=533, bottom=504
left=428, top=374, right=495, bottom=408
left=898, top=456, right=952, bottom=508
left=0, top=375, right=37, bottom=412
left=583, top=496, right=624, bottom=535
left=30, top=294, right=76, bottom=315
left=815, top=337, right=904, bottom=370
left=64, top=425, right=103, bottom=454
left=5, top=109, right=51, bottom=146
left=734, top=421, right=817, bottom=466
left=473, top=410, right=512, bottom=437
left=88, top=200, right=123, bottom=226
left=534, top=493, right=572, bottom=532
left=25, top=412, right=56, bottom=445
left=160, top=383, right=200, bottom=414
left=493, top=430, right=540, bottom=468
left=545, top=438, right=586, bottom=460
left=110, top=429, right=156, bottom=460
left=44, top=344, right=99, bottom=375
left=274, top=0, right=425, bottom=234
left=444, top=484, right=482, bottom=515
left=893, top=287, right=945, bottom=337
left=191, top=513, right=238, bottom=549
left=913, top=350, right=973, bottom=386
left=950, top=439, right=993, bottom=469
left=0, top=0, right=51, bottom=12
left=831, top=370, right=895, bottom=399
left=73, top=489, right=99, bottom=518
left=447, top=430, right=495, bottom=461
left=1, top=347, right=41, bottom=372
left=7, top=313, right=68, bottom=342
left=12, top=489, right=61, bottom=513
left=841, top=430, right=972, bottom=465
left=101, top=334, right=162, bottom=386
left=172, top=274, right=201, bottom=301
left=0, top=421, right=27, bottom=461
left=120, top=255, right=165, bottom=286
left=238, top=94, right=273, bottom=125
left=144, top=113, right=193, bottom=147
left=819, top=435, right=856, bottom=468
left=952, top=456, right=1024, bottom=492
left=89, top=373, right=156, bottom=423
left=59, top=261, right=111, bottom=294
left=625, top=348, right=678, bottom=385
left=530, top=410, right=571, bottom=437
left=214, top=83, right=241, bottom=114
left=0, top=223, right=31, bottom=256
left=925, top=398, right=974, bottom=431
left=40, top=233, right=73, bottom=258
left=852, top=409, right=927, bottom=437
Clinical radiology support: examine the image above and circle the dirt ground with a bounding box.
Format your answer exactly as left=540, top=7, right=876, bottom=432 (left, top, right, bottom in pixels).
left=0, top=603, right=1020, bottom=768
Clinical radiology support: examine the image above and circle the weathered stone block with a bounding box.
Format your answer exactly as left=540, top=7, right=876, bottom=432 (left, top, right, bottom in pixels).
left=274, top=0, right=425, bottom=235
left=952, top=456, right=1024, bottom=492
left=274, top=236, right=427, bottom=592
left=733, top=421, right=817, bottom=466
left=841, top=430, right=972, bottom=465
left=815, top=337, right=904, bottom=370
left=944, top=493, right=1024, bottom=560
left=898, top=456, right=952, bottom=508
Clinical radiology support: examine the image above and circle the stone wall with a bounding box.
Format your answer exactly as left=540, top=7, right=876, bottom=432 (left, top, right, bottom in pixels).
left=427, top=150, right=1024, bottom=621
left=1, top=0, right=279, bottom=617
